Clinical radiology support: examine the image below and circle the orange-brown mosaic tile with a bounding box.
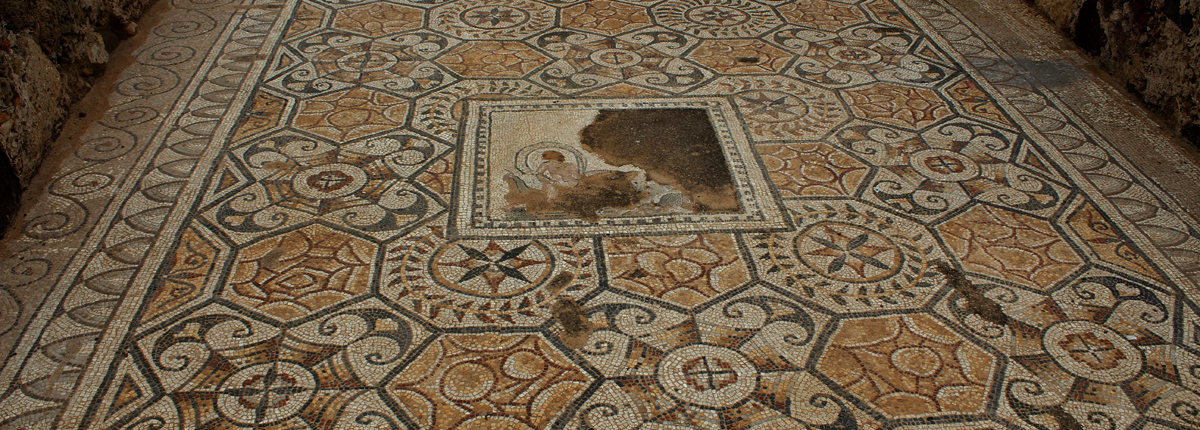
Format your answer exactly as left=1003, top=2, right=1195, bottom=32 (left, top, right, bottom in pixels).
left=1, top=0, right=1199, bottom=429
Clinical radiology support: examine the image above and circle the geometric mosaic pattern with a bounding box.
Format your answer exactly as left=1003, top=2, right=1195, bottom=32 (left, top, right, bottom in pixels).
left=0, top=0, right=1199, bottom=429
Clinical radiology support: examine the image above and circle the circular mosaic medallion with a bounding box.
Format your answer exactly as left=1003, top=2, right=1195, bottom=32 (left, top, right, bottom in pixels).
left=1043, top=320, right=1142, bottom=384
left=702, top=77, right=849, bottom=140
left=684, top=5, right=751, bottom=26
left=431, top=0, right=554, bottom=39
left=383, top=229, right=597, bottom=327
left=217, top=362, right=316, bottom=425
left=589, top=48, right=644, bottom=68
left=827, top=45, right=883, bottom=65
left=430, top=239, right=554, bottom=298
left=657, top=344, right=758, bottom=408
left=748, top=202, right=945, bottom=312
left=794, top=221, right=903, bottom=283
left=908, top=149, right=981, bottom=182
left=335, top=51, right=401, bottom=73
left=734, top=90, right=810, bottom=124
left=292, top=163, right=368, bottom=199
left=653, top=0, right=782, bottom=38
left=460, top=5, right=531, bottom=29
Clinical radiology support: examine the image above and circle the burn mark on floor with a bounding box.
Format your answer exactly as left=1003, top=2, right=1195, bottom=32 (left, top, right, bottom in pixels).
left=579, top=108, right=740, bottom=213
left=505, top=170, right=648, bottom=222
left=551, top=297, right=592, bottom=349
left=543, top=272, right=574, bottom=295
left=934, top=260, right=1008, bottom=326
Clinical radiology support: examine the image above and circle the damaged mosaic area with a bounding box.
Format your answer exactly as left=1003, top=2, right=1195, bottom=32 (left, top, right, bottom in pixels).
left=1, top=0, right=1199, bottom=429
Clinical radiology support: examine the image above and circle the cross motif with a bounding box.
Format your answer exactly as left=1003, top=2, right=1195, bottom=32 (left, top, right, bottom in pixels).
left=682, top=356, right=738, bottom=391
left=924, top=155, right=967, bottom=174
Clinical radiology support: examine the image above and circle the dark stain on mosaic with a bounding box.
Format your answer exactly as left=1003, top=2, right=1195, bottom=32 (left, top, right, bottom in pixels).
left=580, top=108, right=739, bottom=212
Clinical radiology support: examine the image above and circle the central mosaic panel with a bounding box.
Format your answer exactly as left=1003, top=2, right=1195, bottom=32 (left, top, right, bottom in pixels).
left=454, top=97, right=788, bottom=237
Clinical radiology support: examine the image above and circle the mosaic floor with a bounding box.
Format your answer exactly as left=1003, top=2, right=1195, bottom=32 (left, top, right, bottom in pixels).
left=2, top=0, right=1200, bottom=428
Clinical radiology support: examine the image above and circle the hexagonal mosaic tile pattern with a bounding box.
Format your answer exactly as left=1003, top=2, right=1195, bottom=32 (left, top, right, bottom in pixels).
left=2, top=0, right=1200, bottom=429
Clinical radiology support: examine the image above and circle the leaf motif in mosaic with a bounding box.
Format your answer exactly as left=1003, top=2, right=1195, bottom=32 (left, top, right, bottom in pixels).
left=943, top=76, right=1016, bottom=127
left=283, top=1, right=330, bottom=40
left=694, top=76, right=849, bottom=141
left=779, top=25, right=953, bottom=88
left=1001, top=273, right=1187, bottom=428
left=831, top=120, right=1068, bottom=220
left=651, top=0, right=784, bottom=39
left=861, top=0, right=920, bottom=31
left=566, top=286, right=862, bottom=428
left=138, top=223, right=226, bottom=324
left=429, top=0, right=555, bottom=40
left=205, top=131, right=445, bottom=242
left=381, top=222, right=600, bottom=327
left=748, top=201, right=946, bottom=313
left=127, top=301, right=422, bottom=429
left=413, top=79, right=556, bottom=141
left=293, top=32, right=454, bottom=96
left=229, top=90, right=289, bottom=144
left=532, top=30, right=710, bottom=93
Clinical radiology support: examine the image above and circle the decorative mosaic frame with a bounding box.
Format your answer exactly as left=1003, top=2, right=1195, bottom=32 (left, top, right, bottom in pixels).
left=453, top=97, right=790, bottom=237
left=0, top=0, right=1196, bottom=428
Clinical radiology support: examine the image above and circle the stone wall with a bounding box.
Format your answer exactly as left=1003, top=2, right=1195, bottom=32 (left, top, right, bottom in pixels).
left=1029, top=0, right=1200, bottom=147
left=0, top=0, right=151, bottom=228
